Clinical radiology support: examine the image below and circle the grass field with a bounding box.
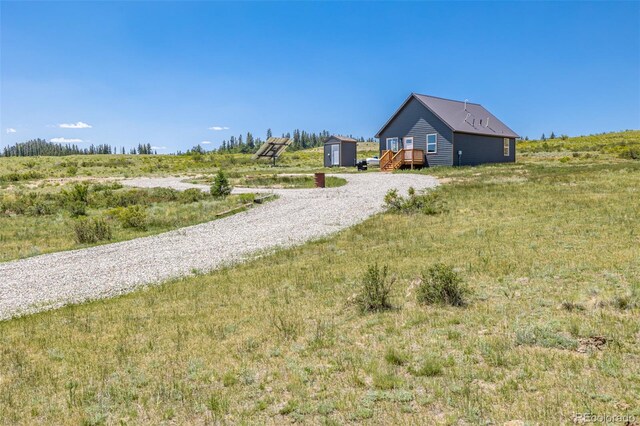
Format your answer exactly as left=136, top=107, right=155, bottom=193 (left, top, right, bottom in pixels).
left=0, top=143, right=367, bottom=262
left=0, top=181, right=262, bottom=262
left=0, top=132, right=639, bottom=424
left=0, top=143, right=379, bottom=184
left=518, top=130, right=640, bottom=159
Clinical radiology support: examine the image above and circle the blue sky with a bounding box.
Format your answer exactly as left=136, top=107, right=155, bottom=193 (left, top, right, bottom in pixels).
left=1, top=1, right=638, bottom=152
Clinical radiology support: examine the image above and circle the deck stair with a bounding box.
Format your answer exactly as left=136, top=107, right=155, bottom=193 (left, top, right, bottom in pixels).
left=379, top=149, right=425, bottom=171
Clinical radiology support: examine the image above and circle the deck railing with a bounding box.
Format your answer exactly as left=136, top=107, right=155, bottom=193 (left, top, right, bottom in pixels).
left=379, top=150, right=393, bottom=170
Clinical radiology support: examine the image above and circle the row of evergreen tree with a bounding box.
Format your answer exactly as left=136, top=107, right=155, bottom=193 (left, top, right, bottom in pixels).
left=208, top=129, right=373, bottom=154
left=2, top=139, right=117, bottom=157
left=1, top=140, right=161, bottom=157
left=516, top=132, right=568, bottom=142
left=538, top=132, right=569, bottom=141
left=3, top=129, right=375, bottom=157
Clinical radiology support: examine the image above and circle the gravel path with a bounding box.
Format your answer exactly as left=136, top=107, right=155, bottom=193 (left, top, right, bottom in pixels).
left=0, top=173, right=438, bottom=320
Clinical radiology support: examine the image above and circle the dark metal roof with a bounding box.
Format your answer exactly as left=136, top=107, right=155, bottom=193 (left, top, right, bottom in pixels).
left=376, top=93, right=519, bottom=139
left=325, top=135, right=358, bottom=143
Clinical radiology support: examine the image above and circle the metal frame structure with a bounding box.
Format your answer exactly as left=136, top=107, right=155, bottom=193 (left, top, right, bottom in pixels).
left=252, top=137, right=292, bottom=166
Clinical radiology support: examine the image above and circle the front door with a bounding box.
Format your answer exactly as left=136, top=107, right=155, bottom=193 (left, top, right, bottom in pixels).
left=331, top=144, right=340, bottom=166
left=403, top=137, right=413, bottom=160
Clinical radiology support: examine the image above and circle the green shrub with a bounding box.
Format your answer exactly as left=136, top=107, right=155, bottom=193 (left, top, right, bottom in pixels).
left=384, top=187, right=445, bottom=215
left=620, top=148, right=639, bottom=160
left=207, top=391, right=229, bottom=419
left=211, top=170, right=232, bottom=197
left=149, top=187, right=179, bottom=202
left=237, top=193, right=256, bottom=203
left=26, top=200, right=55, bottom=216
left=372, top=370, right=402, bottom=390
left=269, top=309, right=303, bottom=340
left=179, top=188, right=206, bottom=204
left=561, top=301, right=585, bottom=312
left=66, top=166, right=78, bottom=176
left=610, top=295, right=638, bottom=310
left=73, top=217, right=113, bottom=244
left=409, top=355, right=444, bottom=377
left=354, top=264, right=395, bottom=313
left=64, top=183, right=89, bottom=204
left=0, top=171, right=43, bottom=182
left=417, top=264, right=469, bottom=307
left=384, top=347, right=409, bottom=366
left=109, top=205, right=148, bottom=230
left=1, top=192, right=59, bottom=216
left=68, top=201, right=87, bottom=217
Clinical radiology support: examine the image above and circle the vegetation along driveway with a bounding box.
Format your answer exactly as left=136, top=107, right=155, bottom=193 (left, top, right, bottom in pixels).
left=0, top=173, right=438, bottom=320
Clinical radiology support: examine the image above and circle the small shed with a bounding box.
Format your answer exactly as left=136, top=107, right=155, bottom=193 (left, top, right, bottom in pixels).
left=323, top=135, right=357, bottom=167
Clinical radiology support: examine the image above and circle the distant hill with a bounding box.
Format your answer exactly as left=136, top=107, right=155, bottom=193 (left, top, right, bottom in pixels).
left=518, top=130, right=639, bottom=159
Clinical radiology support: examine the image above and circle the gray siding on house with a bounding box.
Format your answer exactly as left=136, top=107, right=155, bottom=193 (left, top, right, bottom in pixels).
left=324, top=137, right=357, bottom=167
left=378, top=97, right=453, bottom=166
left=453, top=133, right=515, bottom=166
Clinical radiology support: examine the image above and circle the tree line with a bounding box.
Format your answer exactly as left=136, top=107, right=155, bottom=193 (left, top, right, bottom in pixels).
left=2, top=139, right=120, bottom=157
left=3, top=129, right=375, bottom=157
left=2, top=140, right=159, bottom=157
left=189, top=129, right=373, bottom=155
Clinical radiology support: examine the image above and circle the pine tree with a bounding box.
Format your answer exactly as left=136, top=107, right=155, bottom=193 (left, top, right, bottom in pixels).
left=246, top=132, right=255, bottom=151
left=266, top=128, right=272, bottom=140
left=210, top=170, right=231, bottom=197
left=541, top=133, right=546, bottom=141
left=549, top=132, right=556, bottom=139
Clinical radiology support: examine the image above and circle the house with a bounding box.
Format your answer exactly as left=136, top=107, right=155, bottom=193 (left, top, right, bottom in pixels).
left=324, top=135, right=357, bottom=167
left=375, top=93, right=519, bottom=169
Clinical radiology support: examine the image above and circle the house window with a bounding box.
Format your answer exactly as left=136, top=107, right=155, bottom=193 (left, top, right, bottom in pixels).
left=503, top=138, right=510, bottom=156
left=386, top=137, right=399, bottom=151
left=426, top=133, right=437, bottom=153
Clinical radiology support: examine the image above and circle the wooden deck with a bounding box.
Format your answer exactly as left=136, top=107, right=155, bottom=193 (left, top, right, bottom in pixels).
left=380, top=149, right=425, bottom=171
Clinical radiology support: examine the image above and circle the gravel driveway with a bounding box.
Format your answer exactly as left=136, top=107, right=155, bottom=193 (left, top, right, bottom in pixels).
left=0, top=173, right=438, bottom=320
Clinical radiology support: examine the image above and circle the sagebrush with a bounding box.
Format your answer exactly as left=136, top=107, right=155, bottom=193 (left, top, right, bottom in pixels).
left=416, top=263, right=469, bottom=307
left=354, top=264, right=395, bottom=313
left=384, top=187, right=445, bottom=215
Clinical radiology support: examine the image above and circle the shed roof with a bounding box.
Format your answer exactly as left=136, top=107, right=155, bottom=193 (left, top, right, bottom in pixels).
left=376, top=93, right=519, bottom=139
left=325, top=135, right=358, bottom=143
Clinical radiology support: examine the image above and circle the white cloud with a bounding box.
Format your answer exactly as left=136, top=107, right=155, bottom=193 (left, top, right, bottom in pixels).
left=208, top=126, right=229, bottom=131
left=58, top=121, right=92, bottom=129
left=200, top=140, right=211, bottom=144
left=6, top=128, right=17, bottom=133
left=51, top=137, right=83, bottom=143
left=151, top=146, right=167, bottom=150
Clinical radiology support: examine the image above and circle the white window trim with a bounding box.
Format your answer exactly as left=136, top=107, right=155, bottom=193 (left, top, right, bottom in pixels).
left=426, top=133, right=438, bottom=154
left=386, top=137, right=399, bottom=151
left=503, top=138, right=510, bottom=156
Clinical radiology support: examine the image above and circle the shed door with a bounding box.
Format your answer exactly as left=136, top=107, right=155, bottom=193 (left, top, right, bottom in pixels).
left=331, top=144, right=340, bottom=166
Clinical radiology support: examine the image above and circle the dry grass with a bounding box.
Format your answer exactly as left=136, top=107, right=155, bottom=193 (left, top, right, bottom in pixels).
left=0, top=183, right=261, bottom=262
left=0, top=135, right=639, bottom=424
